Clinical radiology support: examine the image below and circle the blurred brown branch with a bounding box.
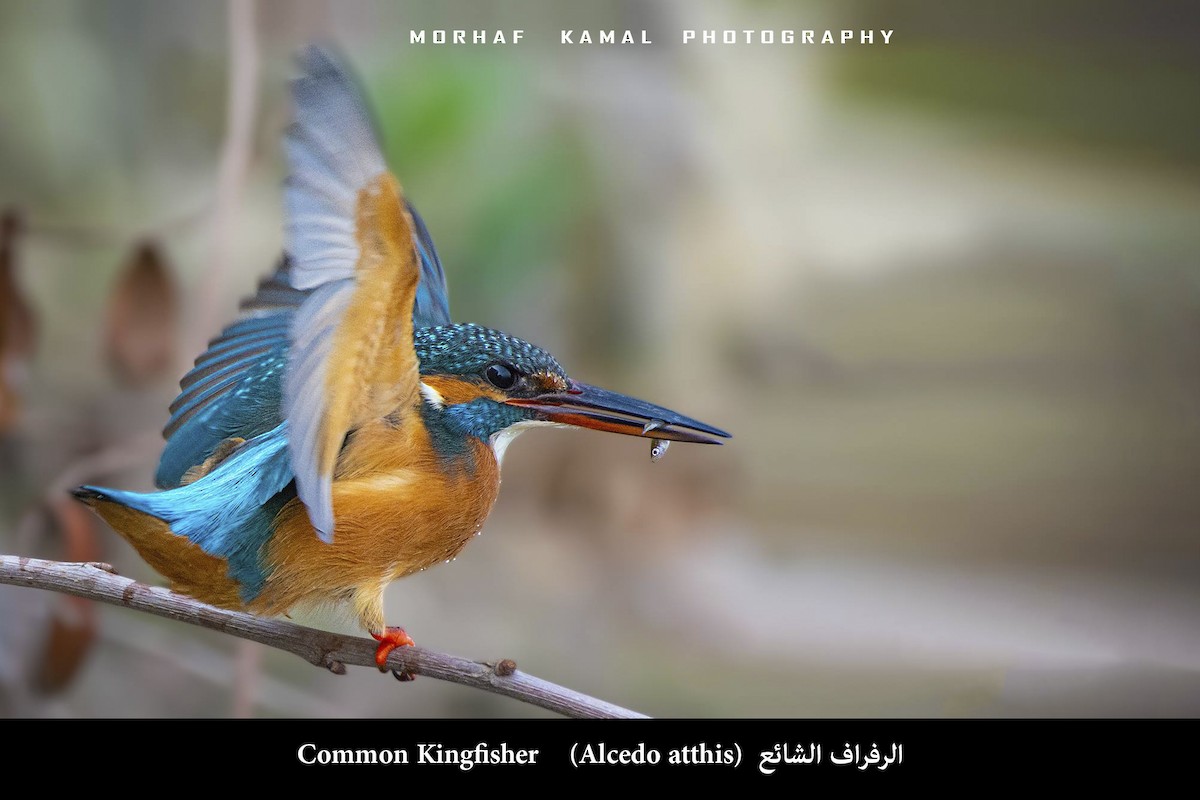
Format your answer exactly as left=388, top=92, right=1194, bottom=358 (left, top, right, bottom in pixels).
left=212, top=0, right=263, bottom=719
left=0, top=556, right=648, bottom=719
left=193, top=0, right=260, bottom=360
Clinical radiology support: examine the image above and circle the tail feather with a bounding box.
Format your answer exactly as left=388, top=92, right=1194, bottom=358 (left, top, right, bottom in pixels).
left=73, top=422, right=295, bottom=606
left=73, top=485, right=246, bottom=609
left=69, top=487, right=105, bottom=505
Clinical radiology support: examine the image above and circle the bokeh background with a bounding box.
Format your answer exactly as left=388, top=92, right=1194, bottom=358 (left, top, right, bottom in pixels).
left=1, top=0, right=1198, bottom=717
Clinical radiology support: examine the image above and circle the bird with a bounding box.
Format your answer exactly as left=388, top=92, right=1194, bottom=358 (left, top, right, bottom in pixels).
left=73, top=46, right=730, bottom=672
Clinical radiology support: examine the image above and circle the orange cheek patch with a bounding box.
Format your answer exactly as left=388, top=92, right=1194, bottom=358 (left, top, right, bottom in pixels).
left=420, top=375, right=506, bottom=404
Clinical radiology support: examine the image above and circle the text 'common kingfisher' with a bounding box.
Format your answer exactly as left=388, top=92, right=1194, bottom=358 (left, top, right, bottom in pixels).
left=74, top=47, right=730, bottom=672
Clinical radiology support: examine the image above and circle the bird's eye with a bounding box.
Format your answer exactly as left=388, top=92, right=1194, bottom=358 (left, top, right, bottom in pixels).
left=485, top=363, right=517, bottom=390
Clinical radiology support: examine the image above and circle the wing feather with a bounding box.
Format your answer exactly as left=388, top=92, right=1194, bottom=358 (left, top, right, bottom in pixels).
left=154, top=47, right=449, bottom=535
left=281, top=46, right=424, bottom=541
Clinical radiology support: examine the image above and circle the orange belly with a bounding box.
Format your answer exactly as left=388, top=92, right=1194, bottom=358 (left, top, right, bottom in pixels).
left=249, top=417, right=500, bottom=631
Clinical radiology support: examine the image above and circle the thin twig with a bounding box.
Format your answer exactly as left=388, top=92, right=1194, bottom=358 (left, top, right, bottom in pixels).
left=0, top=556, right=649, bottom=719
left=192, top=0, right=260, bottom=360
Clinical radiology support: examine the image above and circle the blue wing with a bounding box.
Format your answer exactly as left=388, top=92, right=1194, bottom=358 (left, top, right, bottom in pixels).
left=157, top=211, right=449, bottom=490
left=157, top=262, right=294, bottom=489
left=157, top=46, right=450, bottom=537
left=408, top=200, right=450, bottom=327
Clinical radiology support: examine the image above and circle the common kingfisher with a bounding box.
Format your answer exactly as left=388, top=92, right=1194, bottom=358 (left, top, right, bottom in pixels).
left=73, top=47, right=729, bottom=671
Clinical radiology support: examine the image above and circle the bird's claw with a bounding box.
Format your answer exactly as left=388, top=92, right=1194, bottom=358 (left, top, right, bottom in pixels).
left=371, top=626, right=416, bottom=676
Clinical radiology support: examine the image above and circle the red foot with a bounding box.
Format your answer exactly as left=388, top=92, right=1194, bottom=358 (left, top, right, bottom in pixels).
left=371, top=627, right=415, bottom=672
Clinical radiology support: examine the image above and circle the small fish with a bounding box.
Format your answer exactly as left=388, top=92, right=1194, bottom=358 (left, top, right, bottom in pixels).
left=650, top=438, right=670, bottom=462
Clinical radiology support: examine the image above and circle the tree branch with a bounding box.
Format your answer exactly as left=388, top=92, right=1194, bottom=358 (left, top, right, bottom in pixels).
left=191, top=0, right=259, bottom=361
left=0, top=555, right=648, bottom=719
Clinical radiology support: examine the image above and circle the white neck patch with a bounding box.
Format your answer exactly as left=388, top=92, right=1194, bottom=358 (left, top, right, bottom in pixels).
left=490, top=420, right=564, bottom=466
left=419, top=381, right=445, bottom=409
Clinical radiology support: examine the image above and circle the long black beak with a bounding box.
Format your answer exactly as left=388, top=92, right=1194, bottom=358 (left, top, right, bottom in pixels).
left=505, top=382, right=731, bottom=445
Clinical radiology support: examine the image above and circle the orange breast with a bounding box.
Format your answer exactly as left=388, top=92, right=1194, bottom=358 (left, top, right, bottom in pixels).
left=250, top=414, right=500, bottom=627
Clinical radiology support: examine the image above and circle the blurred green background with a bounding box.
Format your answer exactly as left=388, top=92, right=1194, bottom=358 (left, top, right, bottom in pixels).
left=1, top=0, right=1198, bottom=717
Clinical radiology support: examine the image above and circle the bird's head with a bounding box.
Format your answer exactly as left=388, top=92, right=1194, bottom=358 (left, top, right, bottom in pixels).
left=413, top=323, right=729, bottom=462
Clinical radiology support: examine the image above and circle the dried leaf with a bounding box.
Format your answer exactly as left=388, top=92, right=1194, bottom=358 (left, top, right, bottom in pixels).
left=32, top=499, right=101, bottom=694
left=0, top=380, right=16, bottom=435
left=54, top=495, right=101, bottom=564
left=0, top=209, right=36, bottom=432
left=104, top=240, right=179, bottom=386
left=32, top=603, right=97, bottom=695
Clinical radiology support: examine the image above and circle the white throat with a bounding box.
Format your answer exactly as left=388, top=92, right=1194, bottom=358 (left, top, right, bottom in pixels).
left=489, top=420, right=563, bottom=466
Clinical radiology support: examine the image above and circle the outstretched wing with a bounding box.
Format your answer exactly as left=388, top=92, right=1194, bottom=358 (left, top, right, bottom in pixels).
left=283, top=45, right=430, bottom=542
left=157, top=47, right=451, bottom=542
